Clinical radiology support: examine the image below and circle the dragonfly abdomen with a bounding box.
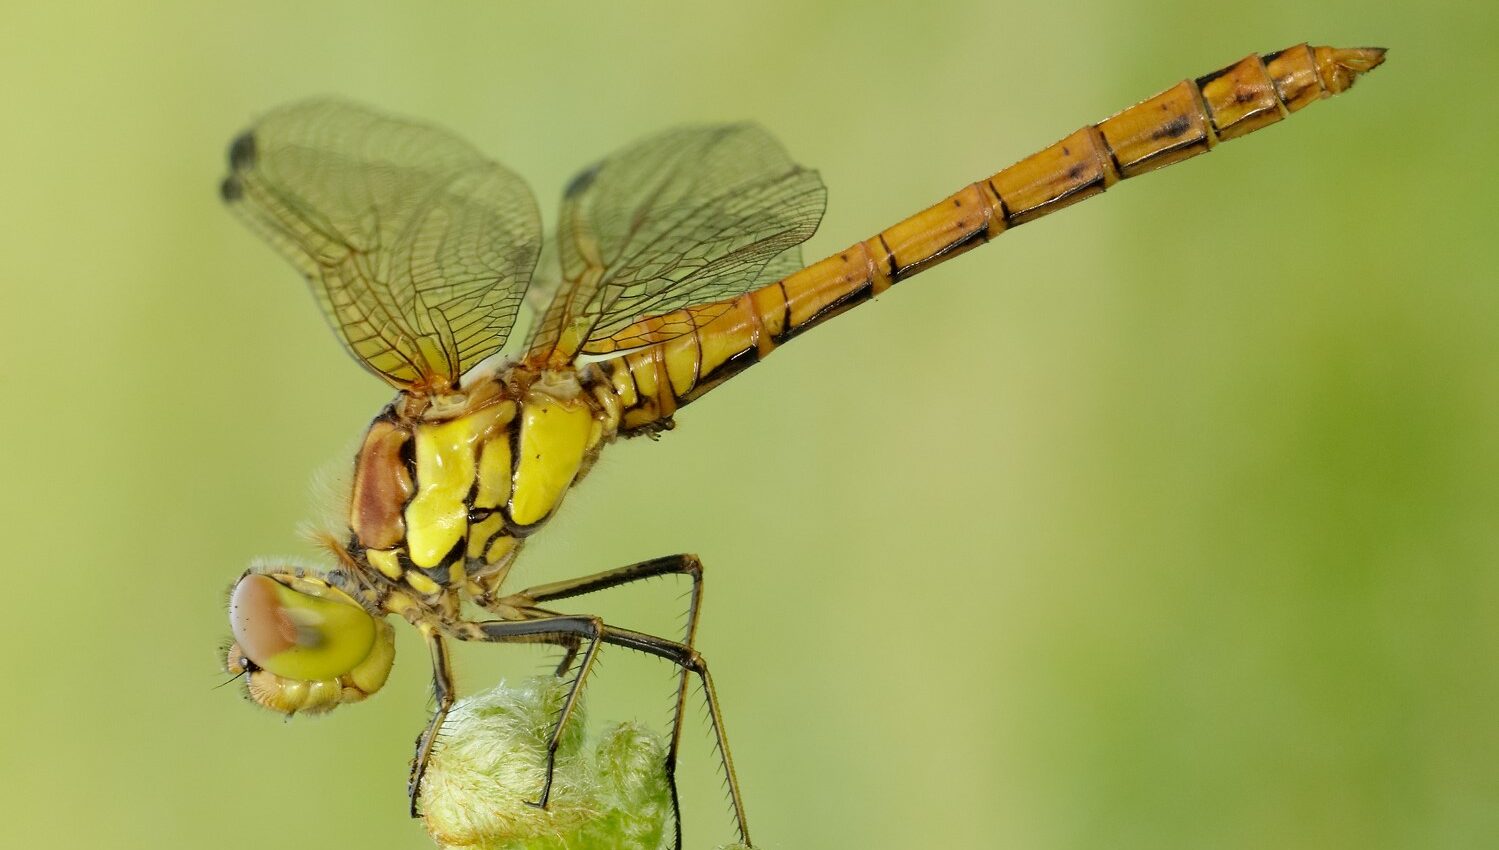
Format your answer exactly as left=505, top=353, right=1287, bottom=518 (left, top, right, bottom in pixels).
left=599, top=43, right=1385, bottom=436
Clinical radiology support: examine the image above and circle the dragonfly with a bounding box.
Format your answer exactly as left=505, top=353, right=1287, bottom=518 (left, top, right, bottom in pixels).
left=220, top=42, right=1384, bottom=849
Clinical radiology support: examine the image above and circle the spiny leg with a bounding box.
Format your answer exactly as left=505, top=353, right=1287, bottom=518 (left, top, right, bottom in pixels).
left=482, top=560, right=746, bottom=846
left=445, top=614, right=606, bottom=809
left=409, top=625, right=454, bottom=818
left=500, top=555, right=707, bottom=847
left=496, top=601, right=750, bottom=849
left=476, top=557, right=700, bottom=679
left=551, top=636, right=584, bottom=678
left=513, top=554, right=705, bottom=649
left=504, top=555, right=703, bottom=749
left=587, top=623, right=749, bottom=849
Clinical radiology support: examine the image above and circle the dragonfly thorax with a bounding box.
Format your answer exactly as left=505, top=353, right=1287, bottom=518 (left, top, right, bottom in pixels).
left=347, top=365, right=620, bottom=602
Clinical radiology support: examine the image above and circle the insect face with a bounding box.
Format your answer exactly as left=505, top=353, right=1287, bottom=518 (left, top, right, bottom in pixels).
left=225, top=569, right=395, bottom=715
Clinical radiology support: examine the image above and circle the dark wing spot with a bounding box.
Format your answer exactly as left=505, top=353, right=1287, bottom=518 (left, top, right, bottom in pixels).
left=220, top=175, right=243, bottom=203
left=228, top=131, right=256, bottom=172
left=564, top=162, right=600, bottom=199
left=1153, top=115, right=1192, bottom=140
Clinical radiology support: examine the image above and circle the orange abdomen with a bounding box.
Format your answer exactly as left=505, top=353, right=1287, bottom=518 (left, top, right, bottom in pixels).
left=598, top=44, right=1386, bottom=435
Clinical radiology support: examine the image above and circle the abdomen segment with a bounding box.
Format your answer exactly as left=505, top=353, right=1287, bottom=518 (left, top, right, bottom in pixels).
left=597, top=44, right=1385, bottom=434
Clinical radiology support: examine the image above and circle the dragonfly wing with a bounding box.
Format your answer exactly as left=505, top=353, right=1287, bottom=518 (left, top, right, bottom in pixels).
left=526, top=124, right=826, bottom=360
left=221, top=99, right=542, bottom=392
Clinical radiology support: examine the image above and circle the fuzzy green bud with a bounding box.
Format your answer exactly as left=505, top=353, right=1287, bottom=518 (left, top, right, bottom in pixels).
left=419, top=676, right=673, bottom=850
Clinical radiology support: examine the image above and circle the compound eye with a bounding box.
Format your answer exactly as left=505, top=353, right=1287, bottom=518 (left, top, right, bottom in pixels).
left=228, top=574, right=376, bottom=682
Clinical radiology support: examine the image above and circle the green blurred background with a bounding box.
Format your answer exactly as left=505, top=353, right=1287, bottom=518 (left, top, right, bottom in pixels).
left=2, top=1, right=1495, bottom=848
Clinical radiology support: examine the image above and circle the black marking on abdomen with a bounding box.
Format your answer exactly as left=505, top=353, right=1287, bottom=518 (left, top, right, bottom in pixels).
left=876, top=233, right=899, bottom=282
left=688, top=346, right=761, bottom=400
left=1011, top=175, right=1106, bottom=224
left=1133, top=135, right=1210, bottom=171
left=986, top=179, right=1013, bottom=226
left=1153, top=115, right=1193, bottom=140
left=622, top=356, right=645, bottom=414
left=1195, top=64, right=1235, bottom=90
left=895, top=225, right=987, bottom=279
left=1095, top=128, right=1124, bottom=175
left=780, top=278, right=875, bottom=344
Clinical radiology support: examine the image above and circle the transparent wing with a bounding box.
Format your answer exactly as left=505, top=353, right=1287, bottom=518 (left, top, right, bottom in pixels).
left=221, top=99, right=542, bottom=392
left=526, top=124, right=825, bottom=360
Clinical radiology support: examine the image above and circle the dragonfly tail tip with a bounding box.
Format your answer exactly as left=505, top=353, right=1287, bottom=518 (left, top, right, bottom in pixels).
left=1339, top=46, right=1388, bottom=70
left=1316, top=45, right=1388, bottom=94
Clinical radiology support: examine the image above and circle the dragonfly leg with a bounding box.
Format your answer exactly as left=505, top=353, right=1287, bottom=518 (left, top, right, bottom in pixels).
left=408, top=626, right=453, bottom=818
left=508, top=554, right=706, bottom=650
left=551, top=635, right=583, bottom=678
left=499, top=555, right=706, bottom=848
left=470, top=559, right=747, bottom=848
left=444, top=614, right=606, bottom=810
left=587, top=623, right=749, bottom=850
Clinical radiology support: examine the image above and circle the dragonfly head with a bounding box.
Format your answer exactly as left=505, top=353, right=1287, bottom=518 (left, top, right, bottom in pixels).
left=224, top=565, right=395, bottom=715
